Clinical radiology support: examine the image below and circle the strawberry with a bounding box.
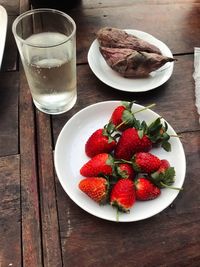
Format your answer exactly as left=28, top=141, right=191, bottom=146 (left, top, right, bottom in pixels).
left=132, top=152, right=161, bottom=173
left=110, top=101, right=136, bottom=131
left=114, top=128, right=152, bottom=160
left=114, top=117, right=172, bottom=160
left=85, top=128, right=117, bottom=158
left=150, top=159, right=177, bottom=189
left=144, top=117, right=171, bottom=152
left=110, top=179, right=135, bottom=212
left=80, top=153, right=114, bottom=177
left=116, top=163, right=135, bottom=180
left=79, top=177, right=108, bottom=204
left=158, top=159, right=170, bottom=170
left=135, top=177, right=161, bottom=201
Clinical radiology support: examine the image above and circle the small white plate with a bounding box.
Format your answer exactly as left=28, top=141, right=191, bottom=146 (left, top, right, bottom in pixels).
left=88, top=29, right=174, bottom=92
left=0, top=5, right=8, bottom=69
left=54, top=101, right=186, bottom=222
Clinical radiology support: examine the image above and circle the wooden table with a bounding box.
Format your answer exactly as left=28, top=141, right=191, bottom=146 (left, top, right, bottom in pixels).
left=0, top=0, right=200, bottom=266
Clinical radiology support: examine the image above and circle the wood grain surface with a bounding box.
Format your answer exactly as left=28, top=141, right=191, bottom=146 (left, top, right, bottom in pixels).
left=68, top=2, right=200, bottom=64
left=0, top=155, right=21, bottom=267
left=36, top=110, right=62, bottom=267
left=20, top=70, right=43, bottom=267
left=0, top=72, right=19, bottom=156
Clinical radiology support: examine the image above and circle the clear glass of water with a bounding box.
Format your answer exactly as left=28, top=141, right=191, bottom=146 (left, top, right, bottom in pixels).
left=12, top=8, right=77, bottom=115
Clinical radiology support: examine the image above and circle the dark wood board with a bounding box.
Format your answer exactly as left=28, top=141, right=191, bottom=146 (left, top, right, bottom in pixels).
left=0, top=72, right=19, bottom=156
left=36, top=111, right=63, bottom=267
left=19, top=70, right=43, bottom=267
left=81, top=0, right=200, bottom=8
left=0, top=0, right=20, bottom=15
left=0, top=155, right=21, bottom=267
left=67, top=2, right=200, bottom=64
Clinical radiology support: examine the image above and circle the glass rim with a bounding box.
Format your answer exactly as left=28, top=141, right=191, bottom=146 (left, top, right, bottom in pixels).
left=12, top=8, right=76, bottom=48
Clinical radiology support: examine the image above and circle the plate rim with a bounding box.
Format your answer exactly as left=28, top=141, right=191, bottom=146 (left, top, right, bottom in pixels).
left=0, top=5, right=8, bottom=69
left=54, top=101, right=186, bottom=222
left=87, top=29, right=174, bottom=92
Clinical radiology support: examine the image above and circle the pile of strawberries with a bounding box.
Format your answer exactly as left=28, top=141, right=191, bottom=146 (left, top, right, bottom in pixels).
left=78, top=101, right=178, bottom=215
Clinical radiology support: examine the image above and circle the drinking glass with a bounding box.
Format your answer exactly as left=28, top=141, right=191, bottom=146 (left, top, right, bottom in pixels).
left=12, top=8, right=77, bottom=115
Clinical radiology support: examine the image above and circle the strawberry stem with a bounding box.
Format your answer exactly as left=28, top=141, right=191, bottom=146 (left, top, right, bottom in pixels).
left=160, top=181, right=183, bottom=191
left=115, top=103, right=156, bottom=131
left=170, top=134, right=182, bottom=138
left=132, top=103, right=156, bottom=115
left=114, top=159, right=132, bottom=164
left=115, top=121, right=125, bottom=130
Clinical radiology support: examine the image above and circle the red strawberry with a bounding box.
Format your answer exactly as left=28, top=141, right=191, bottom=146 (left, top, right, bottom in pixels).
left=135, top=177, right=161, bottom=201
left=80, top=153, right=114, bottom=177
left=79, top=177, right=108, bottom=204
left=114, top=128, right=152, bottom=160
left=85, top=128, right=117, bottom=158
left=110, top=101, right=137, bottom=131
left=116, top=163, right=135, bottom=180
left=110, top=105, right=126, bottom=129
left=150, top=159, right=177, bottom=189
left=110, top=179, right=135, bottom=212
left=159, top=159, right=170, bottom=169
left=145, top=117, right=171, bottom=152
left=114, top=117, right=172, bottom=160
left=132, top=152, right=161, bottom=173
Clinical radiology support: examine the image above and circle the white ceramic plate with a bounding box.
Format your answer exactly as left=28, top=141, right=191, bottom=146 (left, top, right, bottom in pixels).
left=0, top=5, right=7, bottom=69
left=88, top=29, right=174, bottom=92
left=54, top=101, right=186, bottom=222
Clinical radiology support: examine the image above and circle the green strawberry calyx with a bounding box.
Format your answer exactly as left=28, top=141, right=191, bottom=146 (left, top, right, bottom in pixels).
left=106, top=154, right=117, bottom=176
left=103, top=122, right=120, bottom=143
left=99, top=179, right=110, bottom=205
left=116, top=166, right=129, bottom=179
left=120, top=100, right=134, bottom=110
left=150, top=167, right=183, bottom=191
left=111, top=200, right=130, bottom=214
left=137, top=117, right=172, bottom=152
